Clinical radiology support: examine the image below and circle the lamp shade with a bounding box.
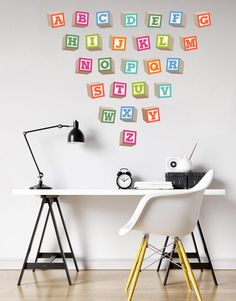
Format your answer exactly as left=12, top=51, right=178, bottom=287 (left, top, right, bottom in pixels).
left=67, top=120, right=85, bottom=143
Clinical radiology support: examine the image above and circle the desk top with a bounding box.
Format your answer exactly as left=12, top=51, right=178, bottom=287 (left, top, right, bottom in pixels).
left=13, top=189, right=226, bottom=196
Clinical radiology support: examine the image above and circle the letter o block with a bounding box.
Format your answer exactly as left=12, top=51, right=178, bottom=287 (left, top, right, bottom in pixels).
left=87, top=83, right=105, bottom=99
left=73, top=11, right=89, bottom=27
left=195, top=12, right=211, bottom=28
left=142, top=107, right=160, bottom=123
left=49, top=12, right=65, bottom=28
left=98, top=57, right=114, bottom=74
left=144, top=59, right=161, bottom=74
left=111, top=82, right=127, bottom=98
left=120, top=130, right=137, bottom=146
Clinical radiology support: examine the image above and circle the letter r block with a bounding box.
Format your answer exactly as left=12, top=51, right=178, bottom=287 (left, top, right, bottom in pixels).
left=120, top=130, right=137, bottom=146
left=121, top=13, right=138, bottom=27
left=111, top=82, right=127, bottom=98
left=180, top=36, right=198, bottom=51
left=121, top=59, right=138, bottom=74
left=99, top=107, right=116, bottom=123
left=87, top=83, right=105, bottom=99
left=49, top=12, right=65, bottom=28
left=142, top=107, right=160, bottom=123
left=73, top=11, right=89, bottom=27
left=166, top=58, right=184, bottom=74
left=110, top=36, right=127, bottom=50
left=96, top=11, right=112, bottom=27
left=146, top=13, right=162, bottom=28
left=76, top=58, right=93, bottom=74
left=134, top=36, right=151, bottom=51
left=144, top=59, right=161, bottom=74
left=63, top=35, right=79, bottom=50
left=195, top=12, right=211, bottom=28
left=169, top=11, right=186, bottom=27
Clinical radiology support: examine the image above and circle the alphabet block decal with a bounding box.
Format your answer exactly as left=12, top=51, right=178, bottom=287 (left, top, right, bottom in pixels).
left=111, top=82, right=127, bottom=98
left=134, top=36, right=151, bottom=51
left=63, top=35, right=79, bottom=50
left=120, top=106, right=137, bottom=122
left=99, top=107, right=116, bottom=123
left=180, top=36, right=198, bottom=51
left=86, top=34, right=102, bottom=51
left=142, top=107, right=160, bottom=123
left=96, top=11, right=112, bottom=27
left=110, top=36, right=127, bottom=51
left=144, top=59, right=161, bottom=74
left=120, top=130, right=137, bottom=146
left=132, top=81, right=148, bottom=98
left=121, top=59, right=138, bottom=74
left=76, top=58, right=93, bottom=74
left=73, top=11, right=89, bottom=27
left=169, top=11, right=186, bottom=27
left=155, top=83, right=172, bottom=98
left=146, top=12, right=162, bottom=28
left=98, top=57, right=114, bottom=74
left=121, top=13, right=138, bottom=27
left=195, top=12, right=211, bottom=28
left=87, top=83, right=105, bottom=99
left=49, top=12, right=65, bottom=28
left=166, top=58, right=184, bottom=74
left=156, top=34, right=173, bottom=50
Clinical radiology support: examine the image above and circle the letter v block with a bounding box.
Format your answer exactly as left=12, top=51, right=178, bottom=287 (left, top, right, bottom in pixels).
left=155, top=83, right=172, bottom=98
left=120, top=130, right=137, bottom=146
left=180, top=35, right=198, bottom=51
left=195, top=12, right=211, bottom=28
left=86, top=34, right=102, bottom=51
left=132, top=81, right=148, bottom=98
left=49, top=12, right=65, bottom=28
left=142, top=107, right=161, bottom=123
left=120, top=106, right=137, bottom=122
left=111, top=82, right=127, bottom=98
left=99, top=107, right=116, bottom=123
left=63, top=34, right=79, bottom=50
left=144, top=59, right=161, bottom=74
left=73, top=11, right=89, bottom=27
left=87, top=83, right=105, bottom=99
left=134, top=36, right=151, bottom=51
left=156, top=34, right=173, bottom=50
left=76, top=58, right=93, bottom=74
left=166, top=58, right=184, bottom=74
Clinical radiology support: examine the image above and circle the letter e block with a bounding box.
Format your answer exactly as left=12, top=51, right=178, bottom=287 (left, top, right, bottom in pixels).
left=110, top=36, right=127, bottom=51
left=134, top=36, right=151, bottom=51
left=156, top=34, right=173, bottom=50
left=99, top=107, right=116, bottom=123
left=73, top=11, right=89, bottom=27
left=98, top=57, right=114, bottom=74
left=63, top=35, right=79, bottom=50
left=76, top=58, right=92, bottom=74
left=96, top=11, right=112, bottom=27
left=111, top=82, right=127, bottom=98
left=166, top=58, right=184, bottom=74
left=86, top=34, right=102, bottom=51
left=180, top=36, right=198, bottom=51
left=144, top=59, right=161, bottom=74
left=146, top=12, right=162, bottom=28
left=121, top=59, right=138, bottom=74
left=121, top=13, right=138, bottom=27
left=169, top=11, right=186, bottom=27
left=87, top=83, right=105, bottom=99
left=155, top=83, right=172, bottom=98
left=49, top=12, right=65, bottom=28
left=120, top=106, right=137, bottom=122
left=195, top=12, right=211, bottom=28
left=142, top=107, right=160, bottom=123
left=132, top=82, right=148, bottom=98
left=120, top=130, right=137, bottom=146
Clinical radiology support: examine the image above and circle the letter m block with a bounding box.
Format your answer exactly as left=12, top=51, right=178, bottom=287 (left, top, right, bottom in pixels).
left=99, top=107, right=116, bottom=123
left=120, top=130, right=137, bottom=146
left=142, top=107, right=160, bottom=123
left=87, top=83, right=105, bottom=99
left=181, top=36, right=198, bottom=51
left=49, top=12, right=65, bottom=28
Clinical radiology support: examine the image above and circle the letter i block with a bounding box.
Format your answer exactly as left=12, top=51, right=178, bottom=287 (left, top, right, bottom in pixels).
left=96, top=11, right=112, bottom=27
left=156, top=34, right=173, bottom=50
left=63, top=35, right=79, bottom=50
left=180, top=36, right=198, bottom=51
left=73, top=11, right=89, bottom=27
left=120, top=130, right=137, bottom=146
left=76, top=58, right=93, bottom=74
left=166, top=58, right=184, bottom=74
left=110, top=36, right=127, bottom=51
left=98, top=57, right=114, bottom=74
left=120, top=106, right=137, bottom=122
left=132, top=82, right=148, bottom=98
left=142, top=107, right=160, bottom=123
left=134, top=36, right=151, bottom=51
left=169, top=11, right=186, bottom=27
left=99, top=107, right=116, bottom=123
left=111, top=82, right=127, bottom=98
left=145, top=12, right=162, bottom=28
left=144, top=59, right=161, bottom=74
left=86, top=34, right=102, bottom=51
left=195, top=12, right=211, bottom=28
left=121, top=59, right=138, bottom=74
left=155, top=83, right=172, bottom=98
left=49, top=12, right=65, bottom=28
left=121, top=13, right=138, bottom=27
left=87, top=83, right=105, bottom=99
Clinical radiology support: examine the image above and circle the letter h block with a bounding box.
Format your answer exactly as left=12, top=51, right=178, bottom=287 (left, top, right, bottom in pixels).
left=111, top=82, right=127, bottom=98
left=49, top=12, right=65, bottom=28
left=120, top=130, right=137, bottom=146
left=110, top=36, right=127, bottom=51
left=120, top=106, right=137, bottom=122
left=63, top=34, right=79, bottom=50
left=73, top=11, right=89, bottom=27
left=142, top=107, right=160, bottom=123
left=195, top=12, right=211, bottom=28
left=166, top=58, right=184, bottom=74
left=96, top=11, right=112, bottom=27
left=87, top=83, right=105, bottom=99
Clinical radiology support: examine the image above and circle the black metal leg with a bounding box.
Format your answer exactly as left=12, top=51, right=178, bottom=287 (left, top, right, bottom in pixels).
left=163, top=242, right=175, bottom=286
left=191, top=232, right=203, bottom=272
left=197, top=221, right=218, bottom=285
left=17, top=200, right=45, bottom=286
left=55, top=198, right=79, bottom=272
left=157, top=236, right=169, bottom=272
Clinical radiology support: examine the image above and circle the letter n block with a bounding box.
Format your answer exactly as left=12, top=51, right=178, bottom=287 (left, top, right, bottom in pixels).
left=142, top=107, right=160, bottom=123
left=166, top=58, right=184, bottom=74
left=180, top=36, right=198, bottom=51
left=144, top=59, right=161, bottom=74
left=156, top=34, right=173, bottom=50
left=63, top=35, right=79, bottom=50
left=86, top=34, right=102, bottom=51
left=87, top=83, right=105, bottom=99
left=132, top=81, right=148, bottom=98
left=121, top=13, right=138, bottom=27
left=120, top=106, right=137, bottom=122
left=195, top=12, right=211, bottom=28
left=120, top=130, right=137, bottom=146
left=96, top=11, right=112, bottom=27
left=98, top=57, right=114, bottom=74
left=121, top=59, right=138, bottom=74
left=146, top=13, right=162, bottom=28
left=110, top=36, right=127, bottom=51
left=99, top=107, right=116, bottom=123
left=134, top=36, right=151, bottom=51
left=76, top=58, right=93, bottom=74
left=155, top=83, right=172, bottom=98
left=111, top=82, right=127, bottom=98
left=73, top=11, right=89, bottom=27
left=169, top=11, right=186, bottom=27
left=49, top=12, right=65, bottom=28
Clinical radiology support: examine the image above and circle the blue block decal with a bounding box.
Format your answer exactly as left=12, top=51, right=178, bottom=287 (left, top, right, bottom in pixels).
left=166, top=58, right=181, bottom=73
left=96, top=11, right=111, bottom=26
left=120, top=106, right=136, bottom=121
left=169, top=11, right=184, bottom=26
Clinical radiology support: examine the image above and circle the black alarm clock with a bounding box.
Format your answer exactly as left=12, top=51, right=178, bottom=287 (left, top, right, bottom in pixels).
left=116, top=168, right=132, bottom=189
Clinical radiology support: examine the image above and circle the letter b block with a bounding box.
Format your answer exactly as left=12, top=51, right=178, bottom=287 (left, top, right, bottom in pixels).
left=120, top=130, right=137, bottom=146
left=86, top=34, right=102, bottom=51
left=98, top=57, right=114, bottom=74
left=99, top=107, right=116, bottom=123
left=87, top=83, right=105, bottom=99
left=111, top=82, right=127, bottom=98
left=132, top=81, right=148, bottom=98
left=144, top=59, right=161, bottom=74
left=73, top=11, right=89, bottom=27
left=63, top=35, right=79, bottom=50
left=180, top=36, right=198, bottom=51
left=166, top=58, right=184, bottom=74
left=195, top=12, right=211, bottom=28
left=142, top=107, right=160, bottom=123
left=121, top=13, right=138, bottom=27
left=49, top=12, right=65, bottom=28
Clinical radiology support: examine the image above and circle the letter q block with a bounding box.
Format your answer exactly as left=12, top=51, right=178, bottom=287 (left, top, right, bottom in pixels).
left=49, top=12, right=65, bottom=28
left=195, top=12, right=211, bottom=28
left=73, top=11, right=89, bottom=27
left=96, top=11, right=112, bottom=27
left=87, top=83, right=105, bottom=99
left=76, top=58, right=92, bottom=74
left=180, top=35, right=198, bottom=51
left=120, top=130, right=137, bottom=146
left=142, top=107, right=160, bottom=123
left=144, top=59, right=161, bottom=74
left=111, top=82, right=127, bottom=98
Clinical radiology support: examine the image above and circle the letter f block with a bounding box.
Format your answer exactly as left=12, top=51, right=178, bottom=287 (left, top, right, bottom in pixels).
left=169, top=11, right=186, bottom=27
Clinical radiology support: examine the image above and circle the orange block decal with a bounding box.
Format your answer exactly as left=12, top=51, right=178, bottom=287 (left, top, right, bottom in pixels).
left=144, top=59, right=161, bottom=74
left=181, top=35, right=198, bottom=51
left=110, top=36, right=127, bottom=51
left=49, top=12, right=65, bottom=28
left=142, top=107, right=160, bottom=123
left=87, top=83, right=105, bottom=99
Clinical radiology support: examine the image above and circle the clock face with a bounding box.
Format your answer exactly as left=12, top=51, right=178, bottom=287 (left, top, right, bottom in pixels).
left=117, top=173, right=132, bottom=189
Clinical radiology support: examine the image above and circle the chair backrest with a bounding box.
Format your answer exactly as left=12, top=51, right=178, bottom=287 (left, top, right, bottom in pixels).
left=119, top=170, right=214, bottom=238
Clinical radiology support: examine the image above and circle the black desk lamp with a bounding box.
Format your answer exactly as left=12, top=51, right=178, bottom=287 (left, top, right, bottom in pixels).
left=23, top=120, right=84, bottom=189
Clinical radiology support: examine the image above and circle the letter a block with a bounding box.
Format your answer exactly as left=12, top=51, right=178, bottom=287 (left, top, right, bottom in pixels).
left=121, top=59, right=138, bottom=74
left=76, top=58, right=93, bottom=74
left=111, top=82, right=127, bottom=98
left=144, top=59, right=161, bottom=74
left=110, top=36, right=127, bottom=51
left=63, top=35, right=79, bottom=50
left=146, top=13, right=162, bottom=28
left=87, top=83, right=105, bottom=99
left=195, top=12, right=211, bottom=28
left=99, top=107, right=116, bottom=123
left=166, top=58, right=184, bottom=74
left=134, top=36, right=151, bottom=51
left=73, top=11, right=89, bottom=27
left=155, top=83, right=172, bottom=98
left=49, top=12, right=65, bottom=28
left=169, top=11, right=186, bottom=27
left=156, top=34, right=173, bottom=50
left=121, top=13, right=138, bottom=27
left=132, top=82, right=148, bottom=98
left=180, top=36, right=198, bottom=51
left=98, top=57, right=114, bottom=74
left=120, top=106, right=137, bottom=122
left=142, top=107, right=160, bottom=123
left=96, top=11, right=112, bottom=27
left=120, top=130, right=137, bottom=146
left=86, top=34, right=102, bottom=51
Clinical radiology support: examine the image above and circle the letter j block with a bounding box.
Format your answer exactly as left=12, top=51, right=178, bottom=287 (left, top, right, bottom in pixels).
left=87, top=83, right=105, bottom=99
left=49, top=12, right=65, bottom=28
left=120, top=130, right=137, bottom=146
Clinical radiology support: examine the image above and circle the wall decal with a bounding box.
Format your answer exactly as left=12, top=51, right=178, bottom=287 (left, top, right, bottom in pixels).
left=144, top=59, right=162, bottom=74
left=63, top=35, right=79, bottom=51
left=98, top=57, right=114, bottom=74
left=180, top=35, right=198, bottom=51
left=99, top=107, right=116, bottom=123
left=121, top=13, right=138, bottom=27
left=86, top=34, right=102, bottom=51
left=142, top=107, right=161, bottom=123
left=166, top=58, right=184, bottom=74
left=87, top=83, right=105, bottom=98
left=169, top=11, right=186, bottom=27
left=195, top=12, right=211, bottom=28
left=73, top=11, right=89, bottom=27
left=120, top=130, right=137, bottom=146
left=156, top=83, right=172, bottom=98
left=96, top=11, right=112, bottom=27
left=111, top=82, right=127, bottom=98
left=146, top=13, right=162, bottom=28
left=134, top=36, right=151, bottom=51
left=76, top=58, right=93, bottom=74
left=49, top=12, right=65, bottom=28
left=110, top=36, right=127, bottom=51
left=121, top=59, right=138, bottom=74
left=120, top=106, right=137, bottom=122
left=132, top=81, right=148, bottom=98
left=156, top=34, right=174, bottom=50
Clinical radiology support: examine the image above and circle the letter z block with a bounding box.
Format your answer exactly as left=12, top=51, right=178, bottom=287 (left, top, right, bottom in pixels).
left=180, top=36, right=198, bottom=51
left=120, top=106, right=137, bottom=122
left=132, top=82, right=148, bottom=98
left=169, top=11, right=186, bottom=27
left=121, top=59, right=138, bottom=74
left=73, top=11, right=89, bottom=27
left=156, top=34, right=173, bottom=50
left=134, top=36, right=151, bottom=51
left=96, top=11, right=112, bottom=27
left=110, top=36, right=127, bottom=51
left=111, top=82, right=127, bottom=98
left=87, top=83, right=105, bottom=99
left=146, top=12, right=162, bottom=28
left=99, top=107, right=116, bottom=123
left=121, top=13, right=138, bottom=27
left=142, top=107, right=160, bottom=123
left=86, top=34, right=102, bottom=51
left=144, top=59, right=161, bottom=74
left=166, top=58, right=184, bottom=74
left=76, top=58, right=93, bottom=74
left=120, top=130, right=137, bottom=146
left=49, top=12, right=65, bottom=28
left=98, top=57, right=114, bottom=74
left=195, top=12, right=211, bottom=28
left=155, top=83, right=172, bottom=98
left=63, top=35, right=79, bottom=50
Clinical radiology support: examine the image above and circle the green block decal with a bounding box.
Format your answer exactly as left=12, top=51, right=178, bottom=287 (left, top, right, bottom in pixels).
left=148, top=14, right=162, bottom=28
left=63, top=34, right=79, bottom=50
left=86, top=34, right=102, bottom=50
left=98, top=57, right=114, bottom=74
left=132, top=81, right=148, bottom=98
left=99, top=107, right=116, bottom=123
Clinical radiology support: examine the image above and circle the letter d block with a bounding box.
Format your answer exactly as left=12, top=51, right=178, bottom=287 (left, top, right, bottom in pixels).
left=156, top=34, right=173, bottom=50
left=134, top=36, right=151, bottom=51
left=180, top=36, right=198, bottom=51
left=76, top=58, right=92, bottom=74
left=49, top=12, right=65, bottom=28
left=166, top=58, right=184, bottom=74
left=120, top=130, right=137, bottom=146
left=144, top=59, right=161, bottom=74
left=87, top=83, right=105, bottom=99
left=63, top=35, right=79, bottom=50
left=155, top=83, right=172, bottom=98
left=169, top=11, right=186, bottom=27
left=195, top=12, right=211, bottom=28
left=121, top=13, right=138, bottom=27
left=120, top=106, right=137, bottom=122
left=142, top=107, right=160, bottom=123
left=86, top=34, right=102, bottom=51
left=132, top=81, right=148, bottom=98
left=99, top=107, right=116, bottom=123
left=146, top=13, right=162, bottom=28
left=121, top=59, right=138, bottom=74
left=111, top=82, right=127, bottom=98
left=98, top=57, right=114, bottom=74
left=73, top=11, right=89, bottom=27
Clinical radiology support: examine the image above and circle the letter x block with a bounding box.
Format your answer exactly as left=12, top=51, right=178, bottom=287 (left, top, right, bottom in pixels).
left=166, top=58, right=184, bottom=74
left=120, top=106, right=137, bottom=122
left=146, top=12, right=162, bottom=28
left=110, top=36, right=127, bottom=51
left=87, top=83, right=105, bottom=99
left=155, top=83, right=172, bottom=98
left=49, top=12, right=65, bottom=28
left=63, top=35, right=79, bottom=50
left=73, top=11, right=89, bottom=27
left=96, top=11, right=112, bottom=27
left=132, top=81, right=148, bottom=98
left=86, top=34, right=102, bottom=51
left=98, top=57, right=114, bottom=74
left=120, top=130, right=137, bottom=146
left=142, top=107, right=160, bottom=123
left=111, top=82, right=127, bottom=98
left=121, top=13, right=138, bottom=27
left=180, top=36, right=198, bottom=51
left=76, top=58, right=93, bottom=74
left=156, top=34, right=173, bottom=50
left=195, top=12, right=211, bottom=28
left=134, top=36, right=151, bottom=51
left=144, top=59, right=161, bottom=74
left=121, top=59, right=138, bottom=74
left=99, top=107, right=116, bottom=123
left=169, top=11, right=186, bottom=27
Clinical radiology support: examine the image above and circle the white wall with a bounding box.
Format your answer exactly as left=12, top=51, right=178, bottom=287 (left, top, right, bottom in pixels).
left=1, top=0, right=236, bottom=269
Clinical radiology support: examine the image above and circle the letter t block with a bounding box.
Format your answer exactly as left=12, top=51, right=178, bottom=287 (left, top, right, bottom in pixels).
left=111, top=82, right=127, bottom=98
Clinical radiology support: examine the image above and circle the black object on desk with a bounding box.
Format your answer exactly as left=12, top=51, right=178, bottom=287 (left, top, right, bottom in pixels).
left=165, top=172, right=205, bottom=189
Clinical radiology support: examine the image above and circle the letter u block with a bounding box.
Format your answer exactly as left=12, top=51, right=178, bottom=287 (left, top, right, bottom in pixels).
left=73, top=11, right=89, bottom=27
left=155, top=83, right=172, bottom=98
left=98, top=57, right=114, bottom=74
left=120, top=106, right=137, bottom=122
left=144, top=59, right=161, bottom=74
left=134, top=36, right=151, bottom=51
left=76, top=58, right=93, bottom=74
left=63, top=35, right=79, bottom=50
left=120, top=130, right=137, bottom=146
left=87, top=83, right=105, bottom=99
left=96, top=11, right=112, bottom=27
left=110, top=36, right=127, bottom=51
left=166, top=58, right=184, bottom=74
left=156, top=34, right=173, bottom=50
left=169, top=11, right=186, bottom=27
left=111, top=82, right=127, bottom=98
left=99, top=107, right=116, bottom=123
left=142, top=107, right=160, bottom=123
left=132, top=81, right=148, bottom=98
left=145, top=12, right=162, bottom=28
left=180, top=36, right=198, bottom=51
left=121, top=59, right=138, bottom=74
left=121, top=13, right=138, bottom=27
left=49, top=12, right=65, bottom=28
left=86, top=34, right=102, bottom=51
left=195, top=12, right=211, bottom=28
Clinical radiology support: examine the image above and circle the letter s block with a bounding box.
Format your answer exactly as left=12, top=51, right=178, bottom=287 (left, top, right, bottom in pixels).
left=144, top=59, right=161, bottom=74
left=195, top=12, right=211, bottom=28
left=49, top=12, right=65, bottom=28
left=180, top=35, right=198, bottom=51
left=111, top=82, right=127, bottom=98
left=120, top=130, right=137, bottom=146
left=87, top=83, right=105, bottom=99
left=98, top=57, right=114, bottom=74
left=73, top=11, right=89, bottom=27
left=142, top=107, right=160, bottom=123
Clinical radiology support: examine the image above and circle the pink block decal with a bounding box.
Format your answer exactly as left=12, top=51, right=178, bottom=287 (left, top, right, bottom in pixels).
left=136, top=36, right=151, bottom=51
left=77, top=58, right=93, bottom=73
left=112, top=82, right=127, bottom=98
left=121, top=130, right=137, bottom=146
left=74, top=11, right=89, bottom=26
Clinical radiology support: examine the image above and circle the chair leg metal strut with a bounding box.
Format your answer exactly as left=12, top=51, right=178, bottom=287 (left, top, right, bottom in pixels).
left=17, top=195, right=78, bottom=286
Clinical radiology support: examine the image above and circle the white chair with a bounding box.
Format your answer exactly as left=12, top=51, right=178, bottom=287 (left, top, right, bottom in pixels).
left=119, top=169, right=214, bottom=301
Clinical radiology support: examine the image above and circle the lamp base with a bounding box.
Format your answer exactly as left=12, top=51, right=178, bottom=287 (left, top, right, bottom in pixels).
left=30, top=180, right=52, bottom=190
